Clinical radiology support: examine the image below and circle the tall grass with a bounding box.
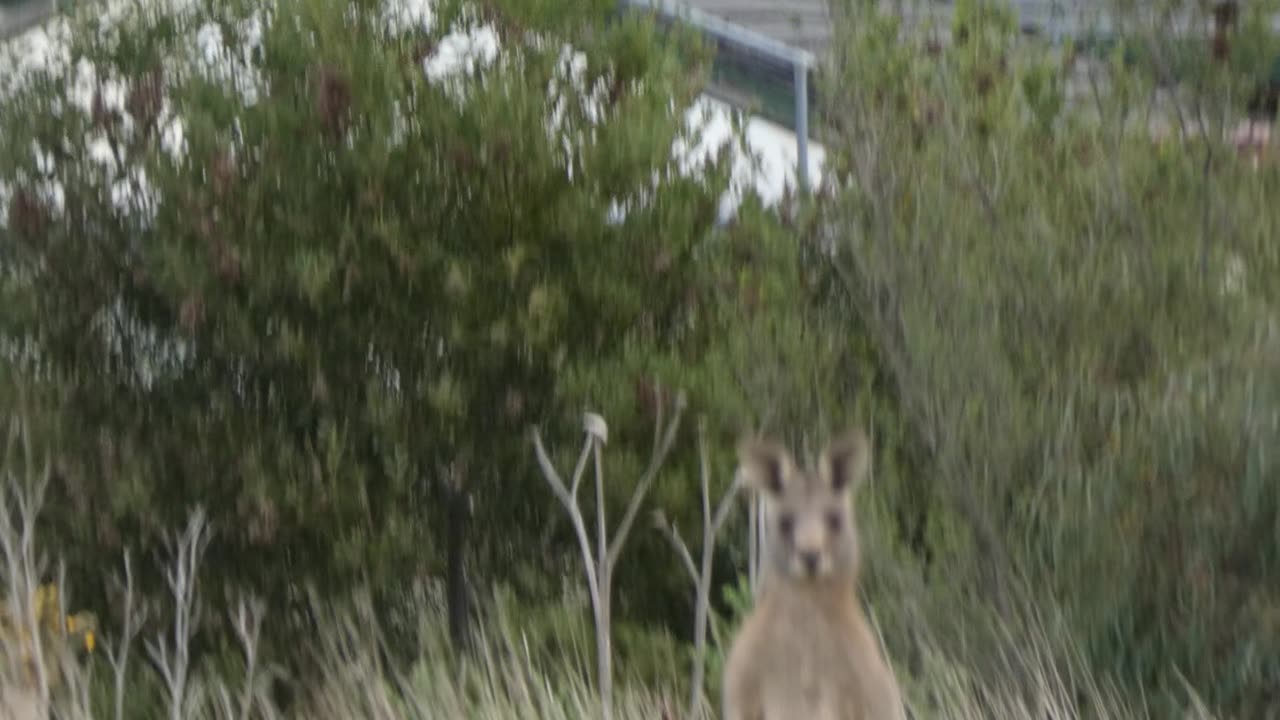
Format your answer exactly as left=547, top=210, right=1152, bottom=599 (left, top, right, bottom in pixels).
left=0, top=414, right=1192, bottom=720
left=0, top=583, right=1173, bottom=720
left=0, top=404, right=1172, bottom=717
left=0, top=592, right=1186, bottom=719
left=0, top=409, right=1214, bottom=720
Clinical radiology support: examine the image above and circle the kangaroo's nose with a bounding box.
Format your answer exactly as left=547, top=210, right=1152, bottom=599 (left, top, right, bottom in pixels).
left=800, top=551, right=820, bottom=575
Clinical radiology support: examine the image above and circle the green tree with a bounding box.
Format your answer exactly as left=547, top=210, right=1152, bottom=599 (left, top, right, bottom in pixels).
left=0, top=0, right=748, bottom=659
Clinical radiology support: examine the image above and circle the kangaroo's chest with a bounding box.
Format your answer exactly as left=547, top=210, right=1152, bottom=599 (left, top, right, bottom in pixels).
left=760, top=678, right=847, bottom=720
left=756, top=612, right=864, bottom=719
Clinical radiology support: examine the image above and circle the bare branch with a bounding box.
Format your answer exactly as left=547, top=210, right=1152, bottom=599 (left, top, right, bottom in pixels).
left=147, top=507, right=212, bottom=720
left=568, top=432, right=593, bottom=500
left=607, top=390, right=687, bottom=566
left=657, top=416, right=743, bottom=720
left=711, top=474, right=742, bottom=537
left=531, top=430, right=602, bottom=613
left=698, top=418, right=712, bottom=532
left=592, top=430, right=607, bottom=602
left=653, top=512, right=698, bottom=584
left=531, top=428, right=590, bottom=510
left=650, top=384, right=665, bottom=464
left=229, top=592, right=265, bottom=720
left=106, top=548, right=147, bottom=720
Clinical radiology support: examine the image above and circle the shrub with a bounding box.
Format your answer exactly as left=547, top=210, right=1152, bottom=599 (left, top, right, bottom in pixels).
left=811, top=0, right=1280, bottom=714
left=0, top=0, right=743, bottom=662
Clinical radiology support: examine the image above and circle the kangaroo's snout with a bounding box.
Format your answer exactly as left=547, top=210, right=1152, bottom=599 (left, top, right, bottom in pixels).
left=791, top=515, right=830, bottom=578
left=799, top=551, right=821, bottom=576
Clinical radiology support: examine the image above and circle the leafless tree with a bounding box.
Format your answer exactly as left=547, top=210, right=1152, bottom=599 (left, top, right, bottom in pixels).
left=228, top=592, right=266, bottom=720
left=654, top=418, right=741, bottom=720
left=531, top=388, right=686, bottom=720
left=146, top=507, right=212, bottom=720
left=105, top=548, right=149, bottom=720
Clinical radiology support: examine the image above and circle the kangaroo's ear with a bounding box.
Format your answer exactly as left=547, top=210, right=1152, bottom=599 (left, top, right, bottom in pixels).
left=736, top=436, right=793, bottom=499
left=821, top=428, right=870, bottom=494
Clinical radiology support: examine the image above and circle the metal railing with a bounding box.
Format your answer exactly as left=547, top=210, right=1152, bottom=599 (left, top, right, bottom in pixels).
left=620, top=0, right=816, bottom=192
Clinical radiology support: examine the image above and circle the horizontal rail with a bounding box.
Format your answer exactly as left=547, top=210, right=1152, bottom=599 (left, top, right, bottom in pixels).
left=620, top=0, right=814, bottom=70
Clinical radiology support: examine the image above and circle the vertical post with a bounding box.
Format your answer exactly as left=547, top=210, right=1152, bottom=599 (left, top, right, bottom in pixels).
left=747, top=493, right=758, bottom=596
left=794, top=59, right=810, bottom=194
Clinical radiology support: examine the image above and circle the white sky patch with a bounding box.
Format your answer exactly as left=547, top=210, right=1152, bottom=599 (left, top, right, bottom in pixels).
left=109, top=165, right=159, bottom=222
left=547, top=43, right=605, bottom=181
left=31, top=140, right=52, bottom=175
left=192, top=12, right=269, bottom=106
left=383, top=0, right=435, bottom=35
left=696, top=97, right=824, bottom=207
left=604, top=197, right=626, bottom=225
left=68, top=57, right=98, bottom=112
left=195, top=21, right=224, bottom=64
left=424, top=23, right=499, bottom=82
left=1221, top=252, right=1247, bottom=298
left=673, top=97, right=727, bottom=176
left=744, top=113, right=825, bottom=202
left=550, top=44, right=598, bottom=123
left=68, top=60, right=131, bottom=133
left=160, top=114, right=188, bottom=160
left=35, top=178, right=66, bottom=217
left=85, top=132, right=118, bottom=168
left=674, top=95, right=826, bottom=218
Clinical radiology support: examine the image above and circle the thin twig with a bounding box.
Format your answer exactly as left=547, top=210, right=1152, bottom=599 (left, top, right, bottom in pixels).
left=106, top=548, right=147, bottom=720
left=229, top=592, right=265, bottom=720
left=146, top=508, right=212, bottom=720
left=531, top=430, right=602, bottom=609
left=607, top=391, right=686, bottom=567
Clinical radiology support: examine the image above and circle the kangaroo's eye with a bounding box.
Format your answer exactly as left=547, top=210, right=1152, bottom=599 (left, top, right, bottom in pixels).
left=778, top=514, right=794, bottom=539
left=826, top=511, right=842, bottom=534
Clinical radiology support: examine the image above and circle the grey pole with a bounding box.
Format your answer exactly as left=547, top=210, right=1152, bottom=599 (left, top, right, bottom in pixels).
left=621, top=0, right=814, bottom=70
left=794, top=60, right=809, bottom=194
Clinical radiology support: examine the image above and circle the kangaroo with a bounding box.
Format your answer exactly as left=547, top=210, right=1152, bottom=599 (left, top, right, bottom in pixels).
left=722, top=428, right=906, bottom=720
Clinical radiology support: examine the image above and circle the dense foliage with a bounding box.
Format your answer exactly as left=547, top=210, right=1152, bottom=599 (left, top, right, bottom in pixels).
left=0, top=0, right=778, bottom=661
left=811, top=0, right=1280, bottom=715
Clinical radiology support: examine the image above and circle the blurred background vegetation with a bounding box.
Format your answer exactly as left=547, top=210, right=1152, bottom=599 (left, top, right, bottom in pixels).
left=1, top=0, right=1279, bottom=717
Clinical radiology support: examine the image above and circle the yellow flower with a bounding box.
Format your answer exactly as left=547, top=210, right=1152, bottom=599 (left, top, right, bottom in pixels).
left=66, top=611, right=99, bottom=654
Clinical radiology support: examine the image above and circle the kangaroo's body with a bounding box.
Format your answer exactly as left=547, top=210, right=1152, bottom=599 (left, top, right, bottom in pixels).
left=723, top=429, right=906, bottom=720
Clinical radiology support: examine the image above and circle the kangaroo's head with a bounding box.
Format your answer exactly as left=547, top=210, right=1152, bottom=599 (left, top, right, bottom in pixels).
left=736, top=429, right=870, bottom=583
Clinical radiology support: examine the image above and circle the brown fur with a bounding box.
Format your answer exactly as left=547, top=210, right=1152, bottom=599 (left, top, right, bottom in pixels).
left=722, top=429, right=906, bottom=720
